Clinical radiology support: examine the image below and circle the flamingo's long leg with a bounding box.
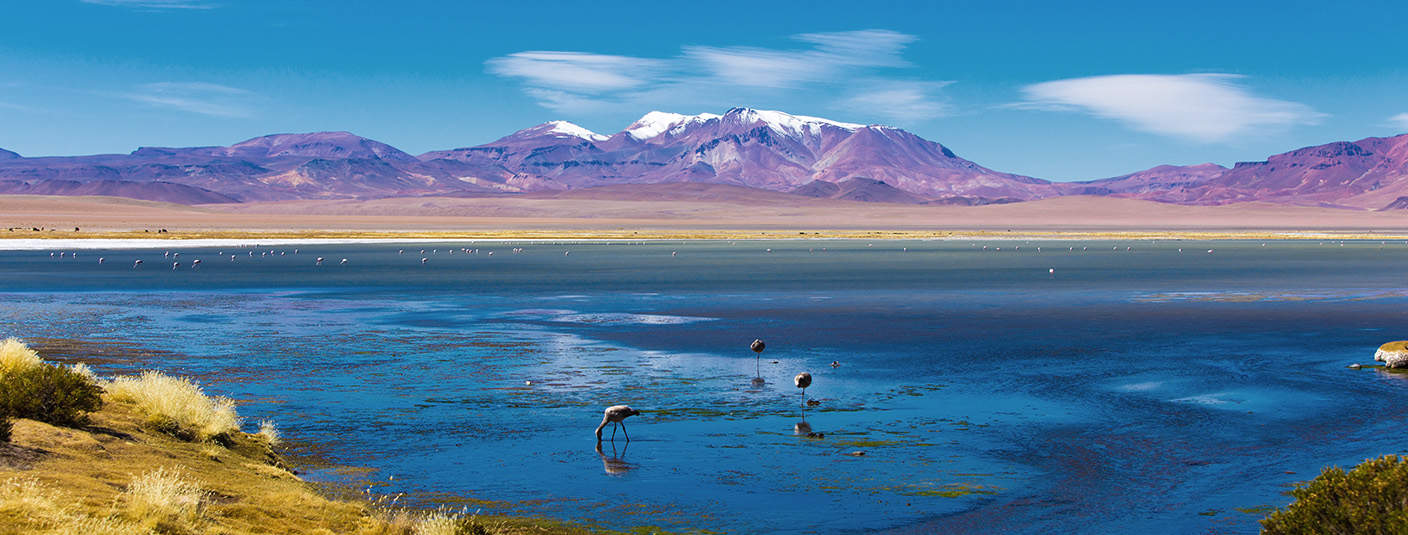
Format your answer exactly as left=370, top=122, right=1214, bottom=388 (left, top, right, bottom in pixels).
left=622, top=421, right=630, bottom=441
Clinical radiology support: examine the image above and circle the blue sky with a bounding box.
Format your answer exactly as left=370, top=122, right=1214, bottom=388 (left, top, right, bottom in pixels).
left=1, top=0, right=1405, bottom=179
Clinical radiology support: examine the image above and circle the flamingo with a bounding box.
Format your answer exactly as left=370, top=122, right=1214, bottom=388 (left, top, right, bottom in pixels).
left=595, top=405, right=640, bottom=443
left=315, top=257, right=324, bottom=265
left=421, top=257, right=428, bottom=264
left=340, top=258, right=348, bottom=265
left=750, top=339, right=766, bottom=383
left=132, top=259, right=143, bottom=268
left=98, top=257, right=104, bottom=264
left=795, top=372, right=813, bottom=407
left=191, top=259, right=201, bottom=269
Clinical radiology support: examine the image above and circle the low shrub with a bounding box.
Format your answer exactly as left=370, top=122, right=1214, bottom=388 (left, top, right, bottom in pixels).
left=1262, top=455, right=1408, bottom=534
left=0, top=342, right=104, bottom=427
left=105, top=371, right=241, bottom=442
left=0, top=415, right=10, bottom=443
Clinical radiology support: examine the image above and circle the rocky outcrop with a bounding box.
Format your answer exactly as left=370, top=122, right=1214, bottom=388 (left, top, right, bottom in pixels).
left=1374, top=341, right=1408, bottom=368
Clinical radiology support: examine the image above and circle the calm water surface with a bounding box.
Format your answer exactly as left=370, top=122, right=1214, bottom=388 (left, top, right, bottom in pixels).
left=3, top=239, right=1408, bottom=534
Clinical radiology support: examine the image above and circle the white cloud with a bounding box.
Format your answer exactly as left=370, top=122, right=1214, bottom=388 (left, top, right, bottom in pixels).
left=118, top=82, right=252, bottom=117
left=837, top=81, right=954, bottom=122
left=486, top=52, right=667, bottom=93
left=1389, top=113, right=1408, bottom=132
left=1016, top=74, right=1322, bottom=142
left=485, top=29, right=949, bottom=119
left=81, top=0, right=217, bottom=9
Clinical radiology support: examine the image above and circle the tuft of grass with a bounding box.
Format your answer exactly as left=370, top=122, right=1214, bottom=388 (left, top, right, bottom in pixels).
left=0, top=339, right=104, bottom=427
left=256, top=419, right=281, bottom=447
left=1262, top=455, right=1408, bottom=534
left=406, top=508, right=493, bottom=535
left=105, top=371, right=241, bottom=442
left=0, top=338, right=42, bottom=375
left=120, top=466, right=207, bottom=529
left=70, top=362, right=98, bottom=381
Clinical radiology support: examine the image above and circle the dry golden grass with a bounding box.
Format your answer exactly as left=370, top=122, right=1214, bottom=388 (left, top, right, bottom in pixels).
left=255, top=419, right=280, bottom=447
left=0, top=338, right=42, bottom=376
left=119, top=467, right=206, bottom=529
left=104, top=371, right=241, bottom=442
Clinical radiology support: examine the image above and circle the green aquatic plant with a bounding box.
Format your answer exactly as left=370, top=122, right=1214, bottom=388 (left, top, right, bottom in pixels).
left=1261, top=455, right=1408, bottom=534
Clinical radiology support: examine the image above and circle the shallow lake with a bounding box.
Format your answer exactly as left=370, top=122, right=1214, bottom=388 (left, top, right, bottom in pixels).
left=3, top=239, right=1408, bottom=534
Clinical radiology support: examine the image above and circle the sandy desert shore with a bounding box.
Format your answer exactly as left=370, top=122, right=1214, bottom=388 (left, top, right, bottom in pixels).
left=3, top=185, right=1408, bottom=241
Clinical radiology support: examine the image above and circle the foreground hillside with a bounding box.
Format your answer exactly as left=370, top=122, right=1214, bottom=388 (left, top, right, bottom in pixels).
left=0, top=340, right=612, bottom=535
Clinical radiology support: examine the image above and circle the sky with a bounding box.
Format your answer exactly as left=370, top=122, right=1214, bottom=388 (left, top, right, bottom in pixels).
left=1, top=0, right=1406, bottom=180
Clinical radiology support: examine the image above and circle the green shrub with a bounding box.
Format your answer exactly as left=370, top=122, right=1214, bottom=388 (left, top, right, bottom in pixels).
left=1262, top=455, right=1408, bottom=534
left=0, top=363, right=104, bottom=427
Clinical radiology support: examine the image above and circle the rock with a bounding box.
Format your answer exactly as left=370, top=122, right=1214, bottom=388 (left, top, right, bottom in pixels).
left=845, top=451, right=866, bottom=456
left=1375, top=341, right=1408, bottom=368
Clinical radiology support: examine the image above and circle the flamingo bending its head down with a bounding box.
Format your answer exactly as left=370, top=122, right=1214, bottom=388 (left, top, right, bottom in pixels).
left=595, top=405, right=640, bottom=443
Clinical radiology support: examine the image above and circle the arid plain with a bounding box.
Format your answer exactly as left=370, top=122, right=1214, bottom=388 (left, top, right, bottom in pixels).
left=5, top=185, right=1408, bottom=240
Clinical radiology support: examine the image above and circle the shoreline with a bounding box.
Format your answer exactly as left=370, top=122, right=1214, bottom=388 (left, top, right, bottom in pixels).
left=5, top=229, right=1408, bottom=249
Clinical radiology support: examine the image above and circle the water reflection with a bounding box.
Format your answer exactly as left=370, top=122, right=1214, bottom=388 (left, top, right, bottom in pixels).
left=595, top=441, right=634, bottom=476
left=793, top=420, right=812, bottom=436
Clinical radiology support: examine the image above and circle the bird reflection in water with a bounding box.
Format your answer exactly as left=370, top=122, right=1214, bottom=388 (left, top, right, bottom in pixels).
left=595, top=441, right=634, bottom=476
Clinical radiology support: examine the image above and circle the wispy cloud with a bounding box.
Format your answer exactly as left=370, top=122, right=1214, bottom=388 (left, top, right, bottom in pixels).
left=836, top=81, right=953, bottom=122
left=117, top=82, right=252, bottom=117
left=485, top=29, right=949, bottom=122
left=1015, top=74, right=1322, bottom=142
left=487, top=52, right=668, bottom=93
left=1389, top=113, right=1408, bottom=132
left=80, top=0, right=217, bottom=9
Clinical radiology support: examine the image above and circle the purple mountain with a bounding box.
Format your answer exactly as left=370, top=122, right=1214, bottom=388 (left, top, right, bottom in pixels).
left=1063, top=134, right=1408, bottom=209
left=2, top=109, right=1406, bottom=208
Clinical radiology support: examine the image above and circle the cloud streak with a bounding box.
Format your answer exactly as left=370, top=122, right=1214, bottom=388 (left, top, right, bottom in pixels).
left=1389, top=113, right=1408, bottom=132
left=117, top=82, right=252, bottom=117
left=1016, top=74, right=1322, bottom=142
left=485, top=29, right=950, bottom=123
left=81, top=0, right=217, bottom=9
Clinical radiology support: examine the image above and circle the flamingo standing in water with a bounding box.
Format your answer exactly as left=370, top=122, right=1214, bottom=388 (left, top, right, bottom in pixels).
left=795, top=372, right=813, bottom=406
left=750, top=339, right=766, bottom=381
left=595, top=405, right=640, bottom=443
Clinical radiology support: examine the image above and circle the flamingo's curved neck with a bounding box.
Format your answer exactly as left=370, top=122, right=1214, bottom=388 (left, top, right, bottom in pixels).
left=595, top=417, right=609, bottom=440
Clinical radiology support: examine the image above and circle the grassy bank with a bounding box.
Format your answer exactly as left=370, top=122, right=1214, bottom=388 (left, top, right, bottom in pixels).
left=0, top=339, right=617, bottom=535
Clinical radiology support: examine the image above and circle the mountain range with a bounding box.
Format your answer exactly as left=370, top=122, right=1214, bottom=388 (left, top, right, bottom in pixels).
left=2, top=107, right=1406, bottom=210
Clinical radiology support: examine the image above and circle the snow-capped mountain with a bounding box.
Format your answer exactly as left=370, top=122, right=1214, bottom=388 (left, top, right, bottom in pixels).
left=416, top=107, right=1061, bottom=202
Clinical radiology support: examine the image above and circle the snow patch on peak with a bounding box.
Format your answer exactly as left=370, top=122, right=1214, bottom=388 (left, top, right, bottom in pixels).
left=626, top=111, right=721, bottom=140
left=723, top=107, right=864, bottom=136
left=541, top=120, right=608, bottom=141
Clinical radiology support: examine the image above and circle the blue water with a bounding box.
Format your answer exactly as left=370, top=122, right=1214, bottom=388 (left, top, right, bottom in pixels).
left=4, top=240, right=1408, bottom=534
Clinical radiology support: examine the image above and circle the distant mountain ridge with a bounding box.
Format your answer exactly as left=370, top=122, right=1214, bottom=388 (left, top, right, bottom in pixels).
left=1, top=108, right=1406, bottom=209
